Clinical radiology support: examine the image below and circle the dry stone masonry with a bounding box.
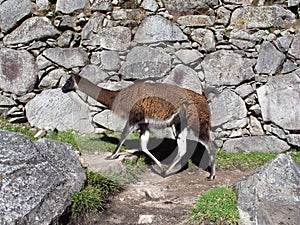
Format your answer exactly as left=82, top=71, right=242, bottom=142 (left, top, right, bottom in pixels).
left=0, top=0, right=300, bottom=152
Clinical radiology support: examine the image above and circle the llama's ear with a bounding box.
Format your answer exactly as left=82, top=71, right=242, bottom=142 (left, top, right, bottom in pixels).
left=62, top=75, right=76, bottom=93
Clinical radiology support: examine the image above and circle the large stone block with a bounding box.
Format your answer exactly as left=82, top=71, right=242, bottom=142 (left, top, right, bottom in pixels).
left=257, top=71, right=300, bottom=131
left=0, top=130, right=85, bottom=225
left=233, top=154, right=300, bottom=225
left=25, top=89, right=94, bottom=133
left=0, top=48, right=37, bottom=96
left=134, top=15, right=187, bottom=44
left=119, top=46, right=172, bottom=79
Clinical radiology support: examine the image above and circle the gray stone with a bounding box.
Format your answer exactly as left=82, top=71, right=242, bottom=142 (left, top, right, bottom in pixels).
left=56, top=0, right=90, bottom=14
left=177, top=15, right=215, bottom=27
left=216, top=6, right=231, bottom=25
left=232, top=154, right=299, bottom=225
left=0, top=94, right=16, bottom=107
left=57, top=30, right=74, bottom=47
left=231, top=6, right=296, bottom=29
left=274, top=34, right=294, bottom=53
left=25, top=89, right=94, bottom=133
left=229, top=29, right=258, bottom=50
left=134, top=15, right=187, bottom=44
left=263, top=124, right=287, bottom=139
left=249, top=116, right=264, bottom=136
left=282, top=59, right=298, bottom=74
left=162, top=0, right=219, bottom=14
left=80, top=65, right=109, bottom=83
left=288, top=0, right=300, bottom=7
left=0, top=48, right=37, bottom=96
left=42, top=48, right=89, bottom=69
left=287, top=134, right=300, bottom=147
left=36, top=55, right=52, bottom=70
left=93, top=109, right=126, bottom=132
left=100, top=51, right=121, bottom=71
left=210, top=90, right=247, bottom=129
left=289, top=33, right=300, bottom=59
left=91, top=0, right=112, bottom=11
left=119, top=46, right=172, bottom=79
left=175, top=49, right=202, bottom=65
left=257, top=71, right=300, bottom=131
left=163, top=64, right=203, bottom=94
left=223, top=136, right=290, bottom=153
left=201, top=50, right=255, bottom=86
left=82, top=12, right=104, bottom=41
left=255, top=41, right=286, bottom=74
left=99, top=26, right=131, bottom=51
left=0, top=130, right=85, bottom=225
left=36, top=0, right=50, bottom=11
left=0, top=0, right=32, bottom=33
left=191, top=28, right=216, bottom=53
left=39, top=69, right=69, bottom=89
left=3, top=17, right=60, bottom=46
left=141, top=0, right=158, bottom=12
left=235, top=84, right=254, bottom=98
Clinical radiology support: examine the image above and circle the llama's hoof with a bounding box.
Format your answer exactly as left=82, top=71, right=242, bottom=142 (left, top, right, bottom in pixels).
left=206, top=175, right=216, bottom=181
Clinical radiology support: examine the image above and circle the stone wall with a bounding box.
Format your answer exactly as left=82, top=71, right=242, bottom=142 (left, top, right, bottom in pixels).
left=0, top=0, right=299, bottom=151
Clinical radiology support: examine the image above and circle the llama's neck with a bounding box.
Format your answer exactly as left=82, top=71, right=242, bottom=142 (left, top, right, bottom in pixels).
left=74, top=74, right=119, bottom=109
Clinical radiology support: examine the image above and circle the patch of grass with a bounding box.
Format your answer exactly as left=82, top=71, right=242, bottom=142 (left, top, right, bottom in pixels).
left=47, top=130, right=79, bottom=149
left=191, top=186, right=239, bottom=224
left=0, top=116, right=36, bottom=140
left=71, top=170, right=121, bottom=216
left=217, top=150, right=278, bottom=170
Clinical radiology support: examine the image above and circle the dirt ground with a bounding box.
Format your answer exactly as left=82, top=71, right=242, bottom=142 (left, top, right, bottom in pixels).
left=69, top=164, right=250, bottom=225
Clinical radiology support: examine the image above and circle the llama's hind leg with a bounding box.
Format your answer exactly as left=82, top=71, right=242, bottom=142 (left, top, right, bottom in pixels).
left=164, top=126, right=188, bottom=176
left=199, top=136, right=217, bottom=180
left=106, top=121, right=134, bottom=160
left=139, top=124, right=164, bottom=171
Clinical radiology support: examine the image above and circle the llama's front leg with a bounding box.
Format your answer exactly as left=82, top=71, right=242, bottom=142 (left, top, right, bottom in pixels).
left=139, top=124, right=164, bottom=170
left=106, top=121, right=134, bottom=160
left=164, top=126, right=188, bottom=176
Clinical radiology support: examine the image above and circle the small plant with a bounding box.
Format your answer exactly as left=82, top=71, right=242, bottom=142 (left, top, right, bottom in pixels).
left=191, top=186, right=239, bottom=224
left=71, top=170, right=121, bottom=216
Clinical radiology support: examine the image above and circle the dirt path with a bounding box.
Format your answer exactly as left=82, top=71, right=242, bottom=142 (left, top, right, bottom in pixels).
left=72, top=153, right=250, bottom=225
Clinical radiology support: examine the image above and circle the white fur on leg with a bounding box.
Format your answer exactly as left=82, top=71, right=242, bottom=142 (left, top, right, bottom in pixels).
left=140, top=129, right=164, bottom=169
left=165, top=127, right=188, bottom=175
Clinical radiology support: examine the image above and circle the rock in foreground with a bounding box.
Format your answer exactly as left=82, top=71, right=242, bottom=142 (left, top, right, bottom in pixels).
left=232, top=154, right=300, bottom=225
left=0, top=130, right=85, bottom=225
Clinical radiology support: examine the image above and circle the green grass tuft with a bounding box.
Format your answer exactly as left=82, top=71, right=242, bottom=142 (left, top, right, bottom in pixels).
left=71, top=170, right=121, bottom=216
left=191, top=186, right=239, bottom=224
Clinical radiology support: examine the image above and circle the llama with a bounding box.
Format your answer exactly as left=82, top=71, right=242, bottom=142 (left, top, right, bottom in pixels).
left=62, top=73, right=217, bottom=180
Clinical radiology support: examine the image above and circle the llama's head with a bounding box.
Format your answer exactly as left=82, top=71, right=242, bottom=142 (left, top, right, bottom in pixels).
left=62, top=75, right=77, bottom=93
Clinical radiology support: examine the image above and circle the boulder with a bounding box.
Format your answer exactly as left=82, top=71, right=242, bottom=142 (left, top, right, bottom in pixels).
left=134, top=15, right=187, bottom=44
left=82, top=25, right=131, bottom=51
left=163, top=64, right=203, bottom=94
left=223, top=136, right=290, bottom=153
left=0, top=48, right=37, bottom=96
left=25, top=89, right=94, bottom=133
left=231, top=6, right=296, bottom=29
left=257, top=71, right=300, bottom=131
left=191, top=28, right=216, bottom=53
left=42, top=48, right=89, bottom=69
left=210, top=90, right=247, bottom=129
left=232, top=154, right=300, bottom=225
left=56, top=0, right=90, bottom=14
left=100, top=51, right=121, bottom=71
left=255, top=41, right=286, bottom=74
left=0, top=0, right=32, bottom=33
left=162, top=0, right=219, bottom=15
left=0, top=130, right=85, bottom=225
left=201, top=50, right=255, bottom=86
left=119, top=46, right=172, bottom=79
left=91, top=0, right=112, bottom=12
left=289, top=33, right=300, bottom=59
left=93, top=109, right=126, bottom=132
left=80, top=65, right=109, bottom=83
left=177, top=15, right=215, bottom=27
left=3, top=17, right=60, bottom=46
left=175, top=49, right=203, bottom=65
